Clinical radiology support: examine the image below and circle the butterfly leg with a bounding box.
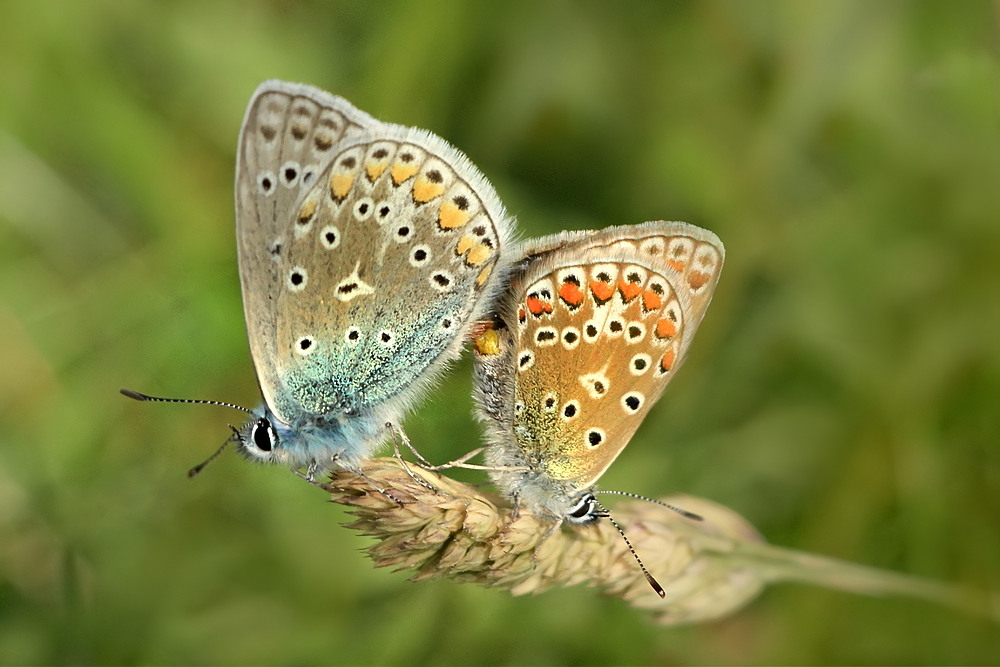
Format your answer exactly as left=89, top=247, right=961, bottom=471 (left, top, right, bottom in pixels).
left=387, top=421, right=434, bottom=467
left=414, top=446, right=482, bottom=471
left=414, top=446, right=533, bottom=474
left=292, top=460, right=324, bottom=485
left=379, top=421, right=490, bottom=472
left=385, top=422, right=439, bottom=493
left=416, top=447, right=498, bottom=472
left=357, top=467, right=408, bottom=506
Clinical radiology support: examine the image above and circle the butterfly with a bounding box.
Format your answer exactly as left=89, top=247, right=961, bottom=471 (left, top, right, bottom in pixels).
left=124, top=80, right=514, bottom=474
left=473, top=221, right=724, bottom=521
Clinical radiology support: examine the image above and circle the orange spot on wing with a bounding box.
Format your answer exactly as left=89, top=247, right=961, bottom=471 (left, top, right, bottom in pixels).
left=366, top=162, right=387, bottom=182
left=297, top=199, right=317, bottom=224
left=526, top=296, right=546, bottom=316
left=455, top=235, right=476, bottom=256
left=667, top=259, right=686, bottom=272
left=476, top=264, right=492, bottom=287
left=688, top=270, right=710, bottom=290
left=391, top=161, right=418, bottom=185
left=618, top=279, right=642, bottom=302
left=641, top=289, right=662, bottom=312
left=655, top=318, right=677, bottom=339
left=518, top=307, right=527, bottom=323
left=465, top=243, right=491, bottom=267
left=559, top=282, right=584, bottom=307
left=412, top=177, right=445, bottom=203
left=438, top=200, right=470, bottom=229
left=659, top=348, right=676, bottom=372
left=330, top=172, right=353, bottom=201
left=590, top=280, right=615, bottom=302
left=455, top=235, right=491, bottom=267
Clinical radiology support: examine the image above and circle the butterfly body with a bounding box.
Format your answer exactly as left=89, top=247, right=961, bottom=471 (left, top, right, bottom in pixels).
left=231, top=404, right=384, bottom=471
left=475, top=221, right=724, bottom=520
left=233, top=81, right=514, bottom=470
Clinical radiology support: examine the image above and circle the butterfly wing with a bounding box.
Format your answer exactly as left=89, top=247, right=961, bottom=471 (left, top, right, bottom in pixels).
left=237, top=82, right=514, bottom=429
left=483, top=221, right=723, bottom=498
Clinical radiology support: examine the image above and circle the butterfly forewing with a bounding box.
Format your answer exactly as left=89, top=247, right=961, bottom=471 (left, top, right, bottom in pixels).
left=507, top=222, right=724, bottom=490
left=241, top=98, right=512, bottom=424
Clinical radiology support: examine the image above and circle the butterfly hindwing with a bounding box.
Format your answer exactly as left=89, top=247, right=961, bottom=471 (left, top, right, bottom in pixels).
left=269, top=129, right=514, bottom=424
left=478, top=221, right=724, bottom=516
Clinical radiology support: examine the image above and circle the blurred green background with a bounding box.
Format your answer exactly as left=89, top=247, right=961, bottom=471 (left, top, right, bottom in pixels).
left=2, top=1, right=999, bottom=664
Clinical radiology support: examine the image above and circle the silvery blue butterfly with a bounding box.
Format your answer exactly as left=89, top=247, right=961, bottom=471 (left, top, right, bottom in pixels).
left=473, top=221, right=724, bottom=523
left=124, top=80, right=515, bottom=474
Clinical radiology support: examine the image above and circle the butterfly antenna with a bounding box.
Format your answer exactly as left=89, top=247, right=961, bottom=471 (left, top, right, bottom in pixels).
left=121, top=389, right=252, bottom=477
left=594, top=499, right=665, bottom=598
left=188, top=435, right=233, bottom=478
left=120, top=388, right=256, bottom=416
left=596, top=489, right=703, bottom=521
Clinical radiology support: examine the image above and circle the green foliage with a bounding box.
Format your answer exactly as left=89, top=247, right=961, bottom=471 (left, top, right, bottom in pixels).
left=1, top=1, right=997, bottom=664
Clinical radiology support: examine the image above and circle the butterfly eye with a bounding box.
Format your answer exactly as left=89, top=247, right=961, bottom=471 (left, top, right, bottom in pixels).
left=251, top=418, right=275, bottom=452
left=566, top=494, right=599, bottom=524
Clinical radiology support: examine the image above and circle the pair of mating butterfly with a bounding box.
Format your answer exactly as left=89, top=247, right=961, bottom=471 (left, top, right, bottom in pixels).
left=124, top=80, right=724, bottom=594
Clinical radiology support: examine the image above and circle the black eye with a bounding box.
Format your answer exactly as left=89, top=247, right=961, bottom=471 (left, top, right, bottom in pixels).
left=567, top=494, right=597, bottom=523
left=252, top=418, right=273, bottom=452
